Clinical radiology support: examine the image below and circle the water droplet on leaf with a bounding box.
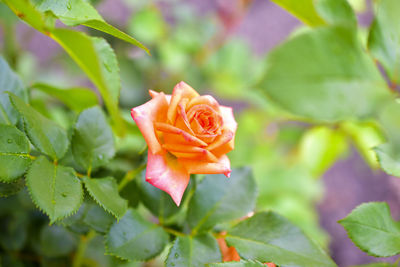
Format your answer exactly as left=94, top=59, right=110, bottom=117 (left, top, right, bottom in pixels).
left=174, top=253, right=179, bottom=258
left=66, top=2, right=71, bottom=10
left=7, top=139, right=12, bottom=144
left=103, top=62, right=112, bottom=72
left=62, top=193, right=67, bottom=197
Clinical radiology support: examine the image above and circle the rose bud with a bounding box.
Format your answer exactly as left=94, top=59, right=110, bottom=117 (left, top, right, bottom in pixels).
left=131, top=81, right=237, bottom=206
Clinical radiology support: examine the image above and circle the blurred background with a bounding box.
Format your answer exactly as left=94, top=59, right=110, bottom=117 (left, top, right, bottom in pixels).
left=0, top=0, right=400, bottom=266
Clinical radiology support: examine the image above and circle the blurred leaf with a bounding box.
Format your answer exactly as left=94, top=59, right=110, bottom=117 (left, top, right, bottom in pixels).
left=188, top=168, right=257, bottom=234
left=0, top=213, right=28, bottom=251
left=0, top=56, right=28, bottom=125
left=105, top=209, right=169, bottom=261
left=375, top=143, right=400, bottom=177
left=39, top=225, right=78, bottom=257
left=208, top=260, right=266, bottom=267
left=260, top=25, right=390, bottom=122
left=339, top=202, right=400, bottom=257
left=0, top=124, right=31, bottom=182
left=166, top=233, right=221, bottom=267
left=368, top=0, right=400, bottom=83
left=315, top=0, right=356, bottom=26
left=0, top=179, right=25, bottom=197
left=51, top=29, right=125, bottom=135
left=26, top=156, right=83, bottom=223
left=128, top=7, right=165, bottom=45
left=352, top=264, right=398, bottom=267
left=10, top=93, right=69, bottom=160
left=83, top=176, right=128, bottom=220
left=34, top=0, right=149, bottom=53
left=72, top=106, right=115, bottom=171
left=270, top=0, right=325, bottom=26
left=83, top=203, right=114, bottom=234
left=31, top=82, right=98, bottom=112
left=299, top=126, right=347, bottom=177
left=341, top=121, right=384, bottom=168
left=226, top=212, right=337, bottom=267
left=137, top=171, right=183, bottom=220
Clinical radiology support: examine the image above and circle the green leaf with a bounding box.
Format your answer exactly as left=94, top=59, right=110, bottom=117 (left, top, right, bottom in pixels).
left=260, top=25, right=390, bottom=122
left=339, top=202, right=400, bottom=257
left=226, top=212, right=337, bottom=267
left=105, top=209, right=169, bottom=261
left=368, top=0, right=400, bottom=84
left=0, top=179, right=25, bottom=197
left=35, top=0, right=149, bottom=53
left=374, top=143, right=400, bottom=177
left=188, top=168, right=257, bottom=234
left=270, top=0, right=325, bottom=26
left=137, top=171, right=183, bottom=220
left=72, top=106, right=115, bottom=170
left=9, top=93, right=69, bottom=160
left=314, top=0, right=357, bottom=26
left=39, top=225, right=78, bottom=257
left=128, top=7, right=165, bottom=45
left=31, top=82, right=98, bottom=112
left=0, top=124, right=31, bottom=182
left=26, top=156, right=83, bottom=223
left=207, top=260, right=266, bottom=267
left=51, top=29, right=125, bottom=135
left=82, top=202, right=114, bottom=234
left=166, top=233, right=221, bottom=267
left=0, top=56, right=28, bottom=125
left=83, top=176, right=128, bottom=220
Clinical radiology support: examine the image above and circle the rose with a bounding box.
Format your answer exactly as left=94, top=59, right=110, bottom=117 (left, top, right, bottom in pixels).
left=131, top=81, right=237, bottom=206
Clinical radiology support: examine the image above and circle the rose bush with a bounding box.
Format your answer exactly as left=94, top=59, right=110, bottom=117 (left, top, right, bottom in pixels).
left=131, top=81, right=237, bottom=205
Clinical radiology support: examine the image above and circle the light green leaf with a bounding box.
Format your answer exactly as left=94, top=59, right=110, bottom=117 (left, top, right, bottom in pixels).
left=368, top=0, right=400, bottom=83
left=188, top=168, right=257, bottom=234
left=0, top=56, right=28, bottom=125
left=0, top=124, right=31, bottom=182
left=72, top=106, right=115, bottom=170
left=207, top=260, right=266, bottom=267
left=31, top=82, right=98, bottom=112
left=299, top=126, right=347, bottom=177
left=128, top=7, right=165, bottom=45
left=83, top=176, right=127, bottom=220
left=26, top=156, right=83, bottom=223
left=260, top=25, right=390, bottom=122
left=35, top=0, right=149, bottom=53
left=9, top=93, right=69, bottom=160
left=374, top=143, right=400, bottom=177
left=270, top=0, right=325, bottom=26
left=0, top=179, right=25, bottom=197
left=339, top=202, right=400, bottom=257
left=226, top=212, right=337, bottom=267
left=166, top=233, right=221, bottom=267
left=314, top=0, right=357, bottom=26
left=51, top=29, right=125, bottom=135
left=39, top=225, right=78, bottom=257
left=105, top=209, right=169, bottom=261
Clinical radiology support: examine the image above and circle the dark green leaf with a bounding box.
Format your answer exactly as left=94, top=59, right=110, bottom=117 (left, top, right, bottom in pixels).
left=166, top=233, right=221, bottom=267
left=119, top=176, right=140, bottom=208
left=72, top=106, right=115, bottom=170
left=10, top=93, right=69, bottom=160
left=270, top=0, right=325, bottom=26
left=105, top=209, right=169, bottom=261
left=0, top=179, right=25, bottom=197
left=339, top=202, right=400, bottom=257
left=0, top=213, right=28, bottom=251
left=315, top=0, right=356, bottom=26
left=188, top=168, right=257, bottom=234
left=260, top=25, right=390, bottom=122
left=35, top=0, right=149, bottom=53
left=226, top=212, right=336, bottom=267
left=0, top=56, right=27, bottom=125
left=26, top=156, right=83, bottom=223
left=51, top=29, right=125, bottom=134
left=83, top=203, right=114, bottom=234
left=207, top=260, right=266, bottom=267
left=39, top=225, right=78, bottom=257
left=368, top=0, right=400, bottom=83
left=31, top=82, right=98, bottom=112
left=137, top=171, right=182, bottom=220
left=83, top=176, right=127, bottom=220
left=0, top=124, right=31, bottom=182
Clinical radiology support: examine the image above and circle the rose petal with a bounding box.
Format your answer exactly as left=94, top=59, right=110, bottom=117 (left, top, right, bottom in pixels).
left=220, top=106, right=237, bottom=132
left=146, top=150, right=190, bottom=206
left=131, top=93, right=168, bottom=154
left=207, top=129, right=234, bottom=151
left=187, top=95, right=220, bottom=111
left=155, top=122, right=208, bottom=147
left=167, top=82, right=199, bottom=124
left=149, top=90, right=171, bottom=103
left=179, top=154, right=231, bottom=177
left=170, top=149, right=219, bottom=163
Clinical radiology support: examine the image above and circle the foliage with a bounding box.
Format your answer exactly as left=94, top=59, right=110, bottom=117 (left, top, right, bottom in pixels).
left=0, top=0, right=399, bottom=266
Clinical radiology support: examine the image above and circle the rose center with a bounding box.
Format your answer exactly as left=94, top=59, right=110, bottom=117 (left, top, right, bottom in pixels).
left=186, top=104, right=222, bottom=135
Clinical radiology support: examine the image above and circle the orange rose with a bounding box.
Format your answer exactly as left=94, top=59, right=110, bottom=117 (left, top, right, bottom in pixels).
left=131, top=82, right=237, bottom=205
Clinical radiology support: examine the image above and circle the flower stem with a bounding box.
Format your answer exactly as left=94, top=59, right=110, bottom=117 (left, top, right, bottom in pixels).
left=118, top=164, right=146, bottom=192
left=72, top=230, right=96, bottom=267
